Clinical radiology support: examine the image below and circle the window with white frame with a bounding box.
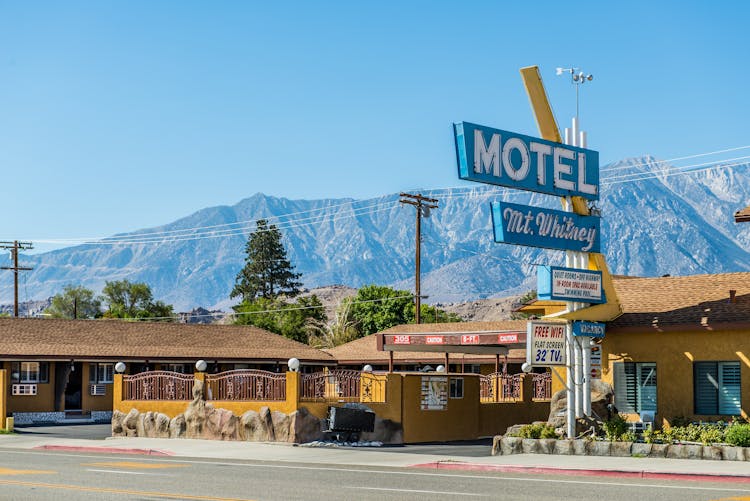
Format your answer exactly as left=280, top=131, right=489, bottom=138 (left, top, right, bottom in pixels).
left=613, top=362, right=657, bottom=414
left=11, top=362, right=49, bottom=383
left=694, top=361, right=741, bottom=416
left=89, top=363, right=115, bottom=384
left=164, top=363, right=188, bottom=374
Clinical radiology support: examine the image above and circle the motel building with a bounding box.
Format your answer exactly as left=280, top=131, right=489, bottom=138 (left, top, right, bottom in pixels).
left=0, top=318, right=335, bottom=425
left=520, top=271, right=750, bottom=426
left=0, top=272, right=747, bottom=440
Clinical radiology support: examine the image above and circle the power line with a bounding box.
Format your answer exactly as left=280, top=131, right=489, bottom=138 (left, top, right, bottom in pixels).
left=13, top=149, right=750, bottom=248
left=599, top=145, right=750, bottom=172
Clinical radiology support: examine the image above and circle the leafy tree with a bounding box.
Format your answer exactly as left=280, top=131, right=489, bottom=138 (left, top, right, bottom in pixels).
left=345, top=285, right=415, bottom=337
left=233, top=295, right=326, bottom=343
left=344, top=285, right=463, bottom=337
left=511, top=290, right=538, bottom=320
left=101, top=279, right=175, bottom=321
left=44, top=285, right=102, bottom=319
left=231, top=219, right=302, bottom=302
left=418, top=304, right=462, bottom=324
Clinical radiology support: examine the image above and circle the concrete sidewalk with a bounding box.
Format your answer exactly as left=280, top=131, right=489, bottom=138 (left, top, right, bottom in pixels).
left=2, top=433, right=750, bottom=483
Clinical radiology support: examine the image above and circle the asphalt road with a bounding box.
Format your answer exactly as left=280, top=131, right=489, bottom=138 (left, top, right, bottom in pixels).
left=13, top=423, right=112, bottom=441
left=0, top=448, right=749, bottom=501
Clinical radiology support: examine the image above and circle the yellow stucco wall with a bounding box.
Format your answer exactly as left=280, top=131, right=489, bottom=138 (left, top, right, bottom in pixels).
left=478, top=374, right=550, bottom=437
left=5, top=362, right=57, bottom=414
left=602, top=328, right=750, bottom=426
left=82, top=364, right=115, bottom=412
left=0, top=369, right=7, bottom=428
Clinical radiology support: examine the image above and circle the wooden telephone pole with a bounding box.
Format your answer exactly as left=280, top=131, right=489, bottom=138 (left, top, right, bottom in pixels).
left=0, top=241, right=34, bottom=317
left=399, top=193, right=438, bottom=324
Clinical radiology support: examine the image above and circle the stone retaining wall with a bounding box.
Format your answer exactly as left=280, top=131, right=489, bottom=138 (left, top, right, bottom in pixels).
left=12, top=412, right=65, bottom=425
left=492, top=436, right=750, bottom=461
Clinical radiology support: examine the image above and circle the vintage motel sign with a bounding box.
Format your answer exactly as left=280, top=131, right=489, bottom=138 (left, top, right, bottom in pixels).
left=490, top=201, right=601, bottom=253
left=454, top=122, right=599, bottom=200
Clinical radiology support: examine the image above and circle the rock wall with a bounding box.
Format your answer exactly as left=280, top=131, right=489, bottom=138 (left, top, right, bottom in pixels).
left=492, top=436, right=750, bottom=461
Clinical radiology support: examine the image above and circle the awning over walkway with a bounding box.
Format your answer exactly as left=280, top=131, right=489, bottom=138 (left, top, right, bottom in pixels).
left=377, top=321, right=527, bottom=356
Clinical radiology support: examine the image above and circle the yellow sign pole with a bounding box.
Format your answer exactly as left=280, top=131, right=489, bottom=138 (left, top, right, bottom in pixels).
left=519, top=66, right=622, bottom=323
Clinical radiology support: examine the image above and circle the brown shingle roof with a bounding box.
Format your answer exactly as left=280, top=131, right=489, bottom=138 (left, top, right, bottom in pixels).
left=380, top=320, right=527, bottom=334
left=0, top=318, right=334, bottom=362
left=325, top=334, right=526, bottom=364
left=735, top=205, right=750, bottom=223
left=611, top=272, right=750, bottom=330
left=326, top=321, right=528, bottom=364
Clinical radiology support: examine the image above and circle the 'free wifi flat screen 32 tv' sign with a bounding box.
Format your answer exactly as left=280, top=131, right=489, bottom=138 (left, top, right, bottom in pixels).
left=453, top=122, right=599, bottom=200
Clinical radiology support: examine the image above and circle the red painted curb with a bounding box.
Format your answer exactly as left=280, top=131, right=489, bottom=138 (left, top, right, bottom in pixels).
left=409, top=462, right=750, bottom=483
left=33, top=445, right=174, bottom=456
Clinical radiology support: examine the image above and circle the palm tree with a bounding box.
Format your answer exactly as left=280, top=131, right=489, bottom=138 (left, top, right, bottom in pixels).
left=306, top=300, right=360, bottom=349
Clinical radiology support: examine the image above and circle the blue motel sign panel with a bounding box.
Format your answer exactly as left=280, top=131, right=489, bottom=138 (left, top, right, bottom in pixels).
left=537, top=266, right=605, bottom=304
left=454, top=122, right=599, bottom=200
left=491, top=201, right=601, bottom=253
left=572, top=321, right=606, bottom=338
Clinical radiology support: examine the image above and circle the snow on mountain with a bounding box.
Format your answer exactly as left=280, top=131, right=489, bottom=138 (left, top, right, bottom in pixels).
left=4, top=158, right=750, bottom=311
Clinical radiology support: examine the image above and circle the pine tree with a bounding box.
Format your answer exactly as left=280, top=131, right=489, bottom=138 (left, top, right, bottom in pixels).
left=231, top=219, right=302, bottom=302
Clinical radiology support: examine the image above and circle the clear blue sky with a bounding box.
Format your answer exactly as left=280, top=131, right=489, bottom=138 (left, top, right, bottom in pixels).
left=1, top=1, right=747, bottom=252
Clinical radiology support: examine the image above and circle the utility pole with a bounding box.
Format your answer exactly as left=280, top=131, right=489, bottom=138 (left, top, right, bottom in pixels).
left=0, top=241, right=34, bottom=317
left=399, top=193, right=438, bottom=324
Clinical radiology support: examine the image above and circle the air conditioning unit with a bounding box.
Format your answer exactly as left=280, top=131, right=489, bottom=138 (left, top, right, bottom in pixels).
left=12, top=384, right=37, bottom=396
left=90, top=384, right=107, bottom=396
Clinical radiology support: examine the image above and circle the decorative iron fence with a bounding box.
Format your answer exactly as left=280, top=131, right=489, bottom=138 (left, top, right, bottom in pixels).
left=360, top=374, right=387, bottom=403
left=300, top=370, right=362, bottom=401
left=479, top=373, right=522, bottom=403
left=532, top=372, right=552, bottom=400
left=122, top=371, right=194, bottom=401
left=205, top=370, right=286, bottom=401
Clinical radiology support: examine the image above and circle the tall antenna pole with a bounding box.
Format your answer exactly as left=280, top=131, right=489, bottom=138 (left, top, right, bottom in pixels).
left=0, top=241, right=34, bottom=317
left=399, top=193, right=438, bottom=324
left=557, top=66, right=594, bottom=422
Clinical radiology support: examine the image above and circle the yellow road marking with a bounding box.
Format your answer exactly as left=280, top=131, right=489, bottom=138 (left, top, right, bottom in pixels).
left=0, top=479, right=256, bottom=501
left=82, top=461, right=188, bottom=470
left=0, top=467, right=55, bottom=475
left=713, top=497, right=750, bottom=501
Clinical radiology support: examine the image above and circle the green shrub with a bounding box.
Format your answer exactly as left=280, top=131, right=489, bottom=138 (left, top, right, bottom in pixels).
left=621, top=431, right=637, bottom=442
left=602, top=414, right=629, bottom=441
left=540, top=426, right=559, bottom=439
left=513, top=423, right=559, bottom=439
left=699, top=427, right=725, bottom=445
left=725, top=424, right=750, bottom=447
left=642, top=427, right=658, bottom=444
left=672, top=424, right=702, bottom=442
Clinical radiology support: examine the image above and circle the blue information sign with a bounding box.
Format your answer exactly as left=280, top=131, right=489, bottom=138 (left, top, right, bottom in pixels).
left=454, top=122, right=599, bottom=200
left=537, top=266, right=605, bottom=304
left=572, top=321, right=606, bottom=338
left=490, top=201, right=601, bottom=253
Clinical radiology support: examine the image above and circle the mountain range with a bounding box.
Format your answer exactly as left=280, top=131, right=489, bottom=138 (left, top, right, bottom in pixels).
left=4, top=157, right=750, bottom=312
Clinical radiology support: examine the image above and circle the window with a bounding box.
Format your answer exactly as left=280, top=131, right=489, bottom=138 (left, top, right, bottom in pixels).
left=11, top=362, right=49, bottom=383
left=694, top=362, right=741, bottom=416
left=164, top=363, right=188, bottom=374
left=449, top=377, right=464, bottom=399
left=89, top=363, right=114, bottom=384
left=613, top=362, right=656, bottom=414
